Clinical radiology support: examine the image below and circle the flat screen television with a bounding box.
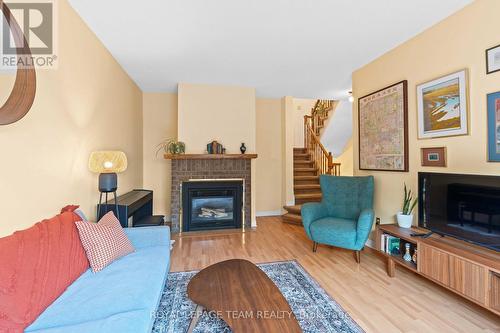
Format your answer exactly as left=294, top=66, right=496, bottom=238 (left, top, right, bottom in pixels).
left=419, top=172, right=500, bottom=252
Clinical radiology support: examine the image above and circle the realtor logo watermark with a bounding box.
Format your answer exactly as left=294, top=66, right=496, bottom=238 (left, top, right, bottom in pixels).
left=1, top=0, right=57, bottom=70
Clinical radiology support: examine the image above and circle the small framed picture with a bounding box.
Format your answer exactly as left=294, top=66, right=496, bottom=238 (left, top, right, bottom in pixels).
left=417, top=70, right=468, bottom=139
left=486, top=44, right=500, bottom=74
left=421, top=147, right=447, bottom=167
left=487, top=91, right=500, bottom=162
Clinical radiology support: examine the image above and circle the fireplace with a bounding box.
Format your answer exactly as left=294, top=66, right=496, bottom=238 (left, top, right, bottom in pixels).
left=181, top=180, right=244, bottom=232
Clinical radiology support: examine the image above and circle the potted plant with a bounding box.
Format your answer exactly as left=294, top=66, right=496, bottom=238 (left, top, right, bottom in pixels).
left=397, top=183, right=418, bottom=228
left=155, top=138, right=186, bottom=157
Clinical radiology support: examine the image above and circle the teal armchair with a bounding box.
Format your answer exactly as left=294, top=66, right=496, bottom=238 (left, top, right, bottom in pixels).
left=301, top=175, right=374, bottom=263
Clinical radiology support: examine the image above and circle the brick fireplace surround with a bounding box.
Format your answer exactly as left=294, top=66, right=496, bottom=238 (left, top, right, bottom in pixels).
left=170, top=158, right=252, bottom=232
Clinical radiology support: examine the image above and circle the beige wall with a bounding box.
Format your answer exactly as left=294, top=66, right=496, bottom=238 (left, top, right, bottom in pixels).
left=336, top=139, right=354, bottom=176
left=282, top=97, right=295, bottom=207
left=256, top=99, right=283, bottom=214
left=177, top=83, right=257, bottom=225
left=141, top=95, right=284, bottom=218
left=292, top=98, right=316, bottom=147
left=178, top=83, right=256, bottom=154
left=142, top=93, right=178, bottom=218
left=353, top=0, right=500, bottom=225
left=0, top=0, right=143, bottom=236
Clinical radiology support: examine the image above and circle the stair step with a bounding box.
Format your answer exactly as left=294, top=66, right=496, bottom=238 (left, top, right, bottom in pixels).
left=294, top=184, right=321, bottom=190
left=294, top=153, right=310, bottom=158
left=295, top=193, right=322, bottom=204
left=294, top=168, right=317, bottom=173
left=282, top=213, right=302, bottom=225
left=294, top=175, right=320, bottom=185
left=293, top=148, right=307, bottom=153
left=283, top=205, right=302, bottom=215
left=295, top=193, right=322, bottom=200
left=294, top=168, right=317, bottom=176
left=294, top=161, right=314, bottom=167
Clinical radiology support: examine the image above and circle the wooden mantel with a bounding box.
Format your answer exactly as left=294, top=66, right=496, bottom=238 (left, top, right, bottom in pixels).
left=164, top=153, right=257, bottom=160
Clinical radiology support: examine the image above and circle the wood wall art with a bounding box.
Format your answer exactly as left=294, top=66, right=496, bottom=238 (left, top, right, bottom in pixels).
left=421, top=147, right=447, bottom=167
left=358, top=80, right=408, bottom=172
left=417, top=70, right=468, bottom=139
left=0, top=1, right=36, bottom=125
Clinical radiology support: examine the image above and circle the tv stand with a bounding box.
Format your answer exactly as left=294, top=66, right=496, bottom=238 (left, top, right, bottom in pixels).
left=376, top=223, right=500, bottom=316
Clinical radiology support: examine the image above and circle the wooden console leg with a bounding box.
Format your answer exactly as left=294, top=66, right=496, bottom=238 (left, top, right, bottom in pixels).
left=387, top=258, right=395, bottom=277
left=312, top=241, right=318, bottom=252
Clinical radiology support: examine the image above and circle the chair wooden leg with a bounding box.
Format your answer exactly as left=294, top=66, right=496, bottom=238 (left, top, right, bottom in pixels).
left=354, top=250, right=361, bottom=263
left=312, top=242, right=318, bottom=253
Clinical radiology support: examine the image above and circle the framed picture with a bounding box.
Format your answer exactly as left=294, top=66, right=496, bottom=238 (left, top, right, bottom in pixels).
left=487, top=91, right=500, bottom=162
left=417, top=69, right=468, bottom=139
left=486, top=44, right=500, bottom=74
left=358, top=80, right=408, bottom=172
left=421, top=147, right=447, bottom=167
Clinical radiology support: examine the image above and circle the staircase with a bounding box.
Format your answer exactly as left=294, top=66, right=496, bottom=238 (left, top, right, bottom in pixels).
left=282, top=100, right=340, bottom=225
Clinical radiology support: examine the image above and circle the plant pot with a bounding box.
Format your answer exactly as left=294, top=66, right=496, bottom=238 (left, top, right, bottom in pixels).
left=396, top=212, right=413, bottom=228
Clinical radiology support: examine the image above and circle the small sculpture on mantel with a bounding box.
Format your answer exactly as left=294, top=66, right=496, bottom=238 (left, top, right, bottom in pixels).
left=207, top=140, right=224, bottom=154
left=240, top=143, right=247, bottom=154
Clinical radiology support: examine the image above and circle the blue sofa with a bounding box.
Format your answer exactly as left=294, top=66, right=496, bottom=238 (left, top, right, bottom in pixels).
left=25, top=226, right=171, bottom=333
left=301, top=175, right=374, bottom=263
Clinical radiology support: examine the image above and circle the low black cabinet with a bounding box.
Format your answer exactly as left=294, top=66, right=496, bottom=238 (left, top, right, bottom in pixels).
left=98, top=189, right=164, bottom=228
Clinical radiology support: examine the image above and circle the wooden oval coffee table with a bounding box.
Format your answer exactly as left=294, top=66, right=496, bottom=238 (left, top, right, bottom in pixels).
left=187, top=259, right=302, bottom=332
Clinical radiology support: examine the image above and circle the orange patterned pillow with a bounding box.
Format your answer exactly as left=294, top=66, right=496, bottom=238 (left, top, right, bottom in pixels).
left=75, top=212, right=134, bottom=272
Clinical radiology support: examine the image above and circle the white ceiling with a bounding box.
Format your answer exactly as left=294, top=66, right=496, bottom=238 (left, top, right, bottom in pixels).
left=68, top=0, right=471, bottom=99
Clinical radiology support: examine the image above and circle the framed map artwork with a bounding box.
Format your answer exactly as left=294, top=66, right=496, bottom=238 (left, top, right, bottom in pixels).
left=358, top=80, right=408, bottom=172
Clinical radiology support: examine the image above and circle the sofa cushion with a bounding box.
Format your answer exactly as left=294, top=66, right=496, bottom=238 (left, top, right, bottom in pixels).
left=23, top=310, right=151, bottom=333
left=25, top=244, right=171, bottom=333
left=310, top=217, right=357, bottom=250
left=75, top=212, right=135, bottom=272
left=0, top=212, right=89, bottom=333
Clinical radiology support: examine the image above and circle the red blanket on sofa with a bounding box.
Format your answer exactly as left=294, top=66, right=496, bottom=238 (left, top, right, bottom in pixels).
left=0, top=211, right=89, bottom=332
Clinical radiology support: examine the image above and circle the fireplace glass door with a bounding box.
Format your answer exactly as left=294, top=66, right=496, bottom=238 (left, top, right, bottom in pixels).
left=182, top=180, right=243, bottom=232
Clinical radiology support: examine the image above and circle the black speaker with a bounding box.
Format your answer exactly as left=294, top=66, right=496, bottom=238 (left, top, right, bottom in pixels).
left=98, top=173, right=117, bottom=192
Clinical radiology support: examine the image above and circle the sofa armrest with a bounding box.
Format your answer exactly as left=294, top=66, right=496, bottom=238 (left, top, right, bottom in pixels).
left=355, top=209, right=374, bottom=249
left=124, top=226, right=170, bottom=249
left=301, top=202, right=328, bottom=240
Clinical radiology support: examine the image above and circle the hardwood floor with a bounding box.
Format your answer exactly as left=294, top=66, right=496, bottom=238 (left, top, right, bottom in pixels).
left=170, top=217, right=500, bottom=333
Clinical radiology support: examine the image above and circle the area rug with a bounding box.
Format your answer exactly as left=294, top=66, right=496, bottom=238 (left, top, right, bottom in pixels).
left=151, top=260, right=364, bottom=333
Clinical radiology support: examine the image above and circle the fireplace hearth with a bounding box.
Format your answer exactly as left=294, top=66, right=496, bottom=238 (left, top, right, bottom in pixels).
left=181, top=180, right=243, bottom=232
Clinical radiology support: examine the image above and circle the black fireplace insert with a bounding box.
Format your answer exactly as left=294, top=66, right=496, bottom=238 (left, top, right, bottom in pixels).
left=182, top=180, right=243, bottom=232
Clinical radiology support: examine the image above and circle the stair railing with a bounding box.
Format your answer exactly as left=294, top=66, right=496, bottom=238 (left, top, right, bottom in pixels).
left=304, top=114, right=340, bottom=176
left=310, top=99, right=335, bottom=136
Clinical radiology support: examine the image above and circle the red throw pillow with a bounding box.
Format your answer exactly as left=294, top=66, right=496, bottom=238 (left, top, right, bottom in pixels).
left=75, top=212, right=134, bottom=272
left=0, top=212, right=89, bottom=332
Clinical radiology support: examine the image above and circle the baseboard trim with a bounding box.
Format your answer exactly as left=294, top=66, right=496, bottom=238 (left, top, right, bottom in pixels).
left=256, top=210, right=282, bottom=217
left=365, top=238, right=375, bottom=249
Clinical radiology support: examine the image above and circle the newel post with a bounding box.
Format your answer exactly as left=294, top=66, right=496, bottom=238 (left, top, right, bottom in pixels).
left=327, top=152, right=334, bottom=175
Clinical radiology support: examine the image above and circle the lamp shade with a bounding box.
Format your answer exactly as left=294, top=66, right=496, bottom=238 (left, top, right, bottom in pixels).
left=88, top=151, right=127, bottom=173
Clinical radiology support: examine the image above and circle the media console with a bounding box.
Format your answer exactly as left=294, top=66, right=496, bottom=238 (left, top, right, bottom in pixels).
left=376, top=223, right=500, bottom=316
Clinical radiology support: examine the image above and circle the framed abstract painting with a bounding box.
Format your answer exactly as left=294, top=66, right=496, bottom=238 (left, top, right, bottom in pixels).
left=487, top=91, right=500, bottom=162
left=358, top=80, right=408, bottom=172
left=417, top=70, right=468, bottom=139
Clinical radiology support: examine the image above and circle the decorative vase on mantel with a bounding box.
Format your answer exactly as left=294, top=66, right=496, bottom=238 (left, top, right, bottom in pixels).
left=240, top=143, right=247, bottom=154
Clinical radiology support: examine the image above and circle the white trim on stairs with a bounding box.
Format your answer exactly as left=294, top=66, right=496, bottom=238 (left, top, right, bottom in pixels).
left=256, top=210, right=283, bottom=217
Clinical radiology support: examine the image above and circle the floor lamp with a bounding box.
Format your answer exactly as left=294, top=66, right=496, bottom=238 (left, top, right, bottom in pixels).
left=89, top=151, right=127, bottom=221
